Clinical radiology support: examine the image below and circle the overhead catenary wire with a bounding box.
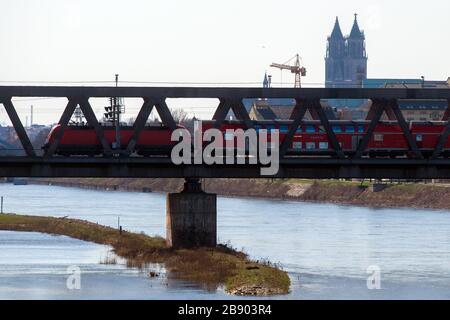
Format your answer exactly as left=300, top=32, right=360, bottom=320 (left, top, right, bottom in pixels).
left=0, top=79, right=328, bottom=86
left=0, top=79, right=337, bottom=124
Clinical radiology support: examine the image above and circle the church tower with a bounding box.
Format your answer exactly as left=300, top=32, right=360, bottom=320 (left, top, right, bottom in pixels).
left=325, top=14, right=368, bottom=88
left=325, top=17, right=346, bottom=88
left=345, top=14, right=368, bottom=87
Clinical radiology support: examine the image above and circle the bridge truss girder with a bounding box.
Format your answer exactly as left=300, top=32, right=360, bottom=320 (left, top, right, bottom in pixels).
left=0, top=86, right=449, bottom=179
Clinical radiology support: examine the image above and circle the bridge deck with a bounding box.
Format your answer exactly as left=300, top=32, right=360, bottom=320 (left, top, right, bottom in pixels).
left=0, top=157, right=449, bottom=179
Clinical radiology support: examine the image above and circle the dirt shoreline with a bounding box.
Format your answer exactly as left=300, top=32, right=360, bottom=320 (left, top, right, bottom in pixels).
left=23, top=178, right=450, bottom=211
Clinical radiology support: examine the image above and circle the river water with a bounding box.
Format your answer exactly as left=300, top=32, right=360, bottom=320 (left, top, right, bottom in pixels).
left=0, top=183, right=450, bottom=300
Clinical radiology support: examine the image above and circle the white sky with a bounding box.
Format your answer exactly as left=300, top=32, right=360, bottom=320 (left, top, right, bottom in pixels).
left=0, top=0, right=449, bottom=125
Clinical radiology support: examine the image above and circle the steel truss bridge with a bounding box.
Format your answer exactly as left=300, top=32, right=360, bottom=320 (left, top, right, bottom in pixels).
left=0, top=86, right=449, bottom=179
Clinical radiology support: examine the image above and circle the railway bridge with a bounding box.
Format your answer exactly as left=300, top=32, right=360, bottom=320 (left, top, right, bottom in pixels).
left=1, top=86, right=449, bottom=247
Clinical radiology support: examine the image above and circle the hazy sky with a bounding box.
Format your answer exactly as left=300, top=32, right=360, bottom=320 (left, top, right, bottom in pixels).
left=0, top=0, right=449, bottom=124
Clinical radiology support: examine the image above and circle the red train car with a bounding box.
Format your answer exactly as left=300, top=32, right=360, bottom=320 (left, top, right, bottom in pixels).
left=44, top=120, right=450, bottom=158
left=44, top=124, right=184, bottom=156
left=201, top=120, right=450, bottom=158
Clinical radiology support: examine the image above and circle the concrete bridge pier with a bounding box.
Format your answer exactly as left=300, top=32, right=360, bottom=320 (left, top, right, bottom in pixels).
left=166, top=178, right=217, bottom=248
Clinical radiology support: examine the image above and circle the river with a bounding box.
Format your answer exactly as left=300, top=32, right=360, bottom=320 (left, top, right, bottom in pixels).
left=0, top=183, right=450, bottom=300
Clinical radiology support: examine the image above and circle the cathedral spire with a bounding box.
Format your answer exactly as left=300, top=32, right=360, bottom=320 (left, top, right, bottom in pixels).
left=330, top=16, right=344, bottom=39
left=263, top=72, right=269, bottom=88
left=349, top=13, right=364, bottom=39
left=325, top=15, right=367, bottom=88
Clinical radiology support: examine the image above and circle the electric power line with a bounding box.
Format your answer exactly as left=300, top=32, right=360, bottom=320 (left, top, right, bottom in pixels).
left=0, top=79, right=328, bottom=86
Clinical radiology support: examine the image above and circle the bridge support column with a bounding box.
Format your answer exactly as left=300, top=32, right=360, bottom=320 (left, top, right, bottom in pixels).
left=166, top=178, right=217, bottom=248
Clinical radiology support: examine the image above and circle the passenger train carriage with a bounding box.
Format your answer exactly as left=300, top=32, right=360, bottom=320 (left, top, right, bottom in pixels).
left=201, top=120, right=450, bottom=158
left=43, top=121, right=450, bottom=158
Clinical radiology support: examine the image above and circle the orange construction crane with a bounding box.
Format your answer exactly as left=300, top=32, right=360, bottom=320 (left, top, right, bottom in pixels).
left=270, top=54, right=306, bottom=88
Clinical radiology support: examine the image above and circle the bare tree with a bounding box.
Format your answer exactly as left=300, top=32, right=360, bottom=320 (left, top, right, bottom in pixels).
left=170, top=108, right=190, bottom=123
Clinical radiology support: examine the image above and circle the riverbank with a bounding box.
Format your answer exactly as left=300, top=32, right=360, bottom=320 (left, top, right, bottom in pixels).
left=299, top=180, right=450, bottom=210
left=27, top=178, right=450, bottom=210
left=0, top=213, right=290, bottom=296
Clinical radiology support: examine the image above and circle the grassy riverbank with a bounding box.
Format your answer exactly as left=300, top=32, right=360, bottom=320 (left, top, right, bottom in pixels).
left=29, top=178, right=450, bottom=210
left=299, top=180, right=450, bottom=210
left=0, top=213, right=290, bottom=296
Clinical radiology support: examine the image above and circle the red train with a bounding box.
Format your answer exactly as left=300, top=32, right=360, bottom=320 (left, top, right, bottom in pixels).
left=43, top=124, right=185, bottom=156
left=43, top=121, right=450, bottom=158
left=202, top=120, right=450, bottom=158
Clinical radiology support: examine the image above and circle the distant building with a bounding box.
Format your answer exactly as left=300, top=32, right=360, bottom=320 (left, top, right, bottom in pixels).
left=325, top=15, right=368, bottom=88
left=248, top=99, right=336, bottom=121
left=323, top=15, right=450, bottom=122
left=363, top=78, right=449, bottom=121
left=241, top=72, right=339, bottom=121
left=226, top=72, right=277, bottom=120
left=248, top=99, right=306, bottom=121
left=399, top=100, right=448, bottom=121
left=325, top=100, right=371, bottom=120
left=323, top=15, right=368, bottom=112
left=226, top=72, right=296, bottom=121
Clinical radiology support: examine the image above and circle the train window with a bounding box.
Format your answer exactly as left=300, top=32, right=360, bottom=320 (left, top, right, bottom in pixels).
left=345, top=126, right=355, bottom=133
left=306, top=142, right=316, bottom=150
left=374, top=134, right=384, bottom=142
left=416, top=134, right=423, bottom=142
left=296, top=126, right=302, bottom=134
left=293, top=142, right=302, bottom=150
left=332, top=126, right=342, bottom=133
left=358, top=125, right=365, bottom=133
left=319, top=142, right=329, bottom=150
left=306, top=125, right=316, bottom=133
left=280, top=125, right=289, bottom=134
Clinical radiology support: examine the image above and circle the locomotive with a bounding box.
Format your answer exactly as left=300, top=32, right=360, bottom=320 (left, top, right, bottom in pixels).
left=43, top=120, right=450, bottom=158
left=43, top=123, right=185, bottom=156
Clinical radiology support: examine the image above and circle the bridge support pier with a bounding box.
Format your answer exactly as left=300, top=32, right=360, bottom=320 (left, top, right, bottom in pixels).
left=166, top=178, right=217, bottom=248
